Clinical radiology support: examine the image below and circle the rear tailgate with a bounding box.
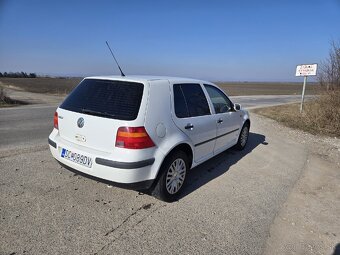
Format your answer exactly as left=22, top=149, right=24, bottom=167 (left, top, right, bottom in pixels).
left=57, top=78, right=146, bottom=153
left=57, top=109, right=127, bottom=153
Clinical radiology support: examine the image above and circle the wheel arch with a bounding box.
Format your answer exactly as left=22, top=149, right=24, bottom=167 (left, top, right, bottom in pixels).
left=244, top=118, right=250, bottom=128
left=150, top=142, right=193, bottom=191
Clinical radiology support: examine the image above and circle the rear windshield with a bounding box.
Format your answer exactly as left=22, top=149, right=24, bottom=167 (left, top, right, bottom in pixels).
left=60, top=79, right=144, bottom=120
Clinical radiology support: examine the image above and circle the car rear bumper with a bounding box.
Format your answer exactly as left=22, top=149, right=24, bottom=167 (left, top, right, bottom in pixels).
left=55, top=159, right=154, bottom=190
left=95, top=157, right=155, bottom=169
left=48, top=132, right=161, bottom=190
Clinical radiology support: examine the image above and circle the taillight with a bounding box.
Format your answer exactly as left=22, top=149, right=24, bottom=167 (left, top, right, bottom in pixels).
left=115, top=127, right=155, bottom=149
left=54, top=112, right=59, bottom=129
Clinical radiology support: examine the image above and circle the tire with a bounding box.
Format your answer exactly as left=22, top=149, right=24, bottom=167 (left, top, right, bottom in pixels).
left=152, top=150, right=189, bottom=202
left=235, top=123, right=249, bottom=150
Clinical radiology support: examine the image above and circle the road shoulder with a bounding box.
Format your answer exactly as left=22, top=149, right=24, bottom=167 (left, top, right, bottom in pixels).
left=261, top=115, right=340, bottom=255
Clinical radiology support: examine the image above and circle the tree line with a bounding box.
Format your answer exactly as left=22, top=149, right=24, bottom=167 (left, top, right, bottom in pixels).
left=0, top=72, right=37, bottom=78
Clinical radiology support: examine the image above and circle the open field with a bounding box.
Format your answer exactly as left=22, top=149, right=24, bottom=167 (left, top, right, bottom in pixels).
left=0, top=77, right=319, bottom=96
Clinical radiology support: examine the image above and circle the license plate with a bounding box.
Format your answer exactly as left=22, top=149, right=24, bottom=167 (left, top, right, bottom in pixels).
left=60, top=148, right=93, bottom=168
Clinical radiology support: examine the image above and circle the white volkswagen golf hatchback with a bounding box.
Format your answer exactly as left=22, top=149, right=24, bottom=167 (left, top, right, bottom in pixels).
left=48, top=76, right=250, bottom=201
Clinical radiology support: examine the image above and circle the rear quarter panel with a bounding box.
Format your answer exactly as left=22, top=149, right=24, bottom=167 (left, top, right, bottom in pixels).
left=144, top=80, right=194, bottom=176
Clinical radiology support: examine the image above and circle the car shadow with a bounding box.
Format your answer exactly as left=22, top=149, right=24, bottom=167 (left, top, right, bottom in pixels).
left=178, top=132, right=267, bottom=200
left=333, top=243, right=340, bottom=255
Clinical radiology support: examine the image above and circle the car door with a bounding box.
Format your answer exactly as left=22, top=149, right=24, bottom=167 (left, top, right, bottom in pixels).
left=204, top=84, right=242, bottom=154
left=171, top=83, right=217, bottom=163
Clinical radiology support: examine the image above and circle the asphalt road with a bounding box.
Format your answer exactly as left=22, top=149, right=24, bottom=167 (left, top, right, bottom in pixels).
left=0, top=95, right=305, bottom=148
left=232, top=94, right=309, bottom=109
left=0, top=105, right=55, bottom=148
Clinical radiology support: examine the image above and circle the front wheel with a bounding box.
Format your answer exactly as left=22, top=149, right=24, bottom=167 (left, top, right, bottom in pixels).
left=235, top=123, right=249, bottom=150
left=152, top=151, right=189, bottom=202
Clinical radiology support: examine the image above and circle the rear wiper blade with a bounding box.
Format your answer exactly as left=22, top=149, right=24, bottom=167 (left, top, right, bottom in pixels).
left=81, top=108, right=116, bottom=118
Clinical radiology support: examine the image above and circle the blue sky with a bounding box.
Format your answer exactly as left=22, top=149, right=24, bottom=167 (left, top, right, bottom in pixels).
left=0, top=0, right=339, bottom=81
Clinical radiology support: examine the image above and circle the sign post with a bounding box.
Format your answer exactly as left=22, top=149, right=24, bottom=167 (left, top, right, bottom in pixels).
left=295, top=64, right=317, bottom=113
left=300, top=76, right=307, bottom=113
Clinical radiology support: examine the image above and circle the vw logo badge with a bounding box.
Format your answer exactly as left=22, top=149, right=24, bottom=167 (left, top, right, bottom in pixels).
left=77, top=117, right=84, bottom=128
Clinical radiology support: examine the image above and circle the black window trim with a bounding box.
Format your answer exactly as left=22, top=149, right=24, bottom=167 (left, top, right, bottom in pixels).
left=173, top=83, right=212, bottom=119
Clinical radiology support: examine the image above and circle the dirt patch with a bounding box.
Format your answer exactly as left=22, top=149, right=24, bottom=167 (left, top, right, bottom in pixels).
left=261, top=112, right=340, bottom=255
left=264, top=155, right=340, bottom=255
left=0, top=77, right=82, bottom=95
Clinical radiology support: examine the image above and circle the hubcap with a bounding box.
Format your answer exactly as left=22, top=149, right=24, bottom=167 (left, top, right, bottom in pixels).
left=240, top=126, right=249, bottom=147
left=165, top=158, right=186, bottom=194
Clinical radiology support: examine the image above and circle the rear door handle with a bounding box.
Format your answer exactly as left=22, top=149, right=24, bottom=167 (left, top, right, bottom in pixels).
left=217, top=118, right=223, bottom=124
left=185, top=123, right=194, bottom=130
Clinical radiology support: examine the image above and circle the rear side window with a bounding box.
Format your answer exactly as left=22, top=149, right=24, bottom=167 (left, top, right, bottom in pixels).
left=173, top=83, right=210, bottom=118
left=60, top=79, right=144, bottom=120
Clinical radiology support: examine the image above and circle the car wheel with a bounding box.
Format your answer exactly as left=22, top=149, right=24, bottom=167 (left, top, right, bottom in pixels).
left=235, top=123, right=249, bottom=150
left=152, top=150, right=188, bottom=202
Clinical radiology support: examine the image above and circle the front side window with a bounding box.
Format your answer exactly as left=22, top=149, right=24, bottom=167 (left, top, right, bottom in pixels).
left=173, top=83, right=210, bottom=118
left=204, top=84, right=233, bottom=113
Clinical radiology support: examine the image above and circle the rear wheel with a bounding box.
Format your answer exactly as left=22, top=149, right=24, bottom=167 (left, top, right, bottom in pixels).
left=152, top=151, right=189, bottom=202
left=235, top=123, right=249, bottom=150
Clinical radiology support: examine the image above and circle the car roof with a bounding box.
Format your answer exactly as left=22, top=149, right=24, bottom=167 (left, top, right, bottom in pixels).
left=84, top=75, right=213, bottom=85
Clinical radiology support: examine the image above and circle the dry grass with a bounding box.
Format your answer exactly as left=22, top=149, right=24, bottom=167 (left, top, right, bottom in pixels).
left=0, top=88, right=9, bottom=107
left=253, top=90, right=340, bottom=137
left=0, top=87, right=24, bottom=107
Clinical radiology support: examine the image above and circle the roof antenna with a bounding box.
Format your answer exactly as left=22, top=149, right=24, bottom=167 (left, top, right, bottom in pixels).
left=105, top=41, right=125, bottom=76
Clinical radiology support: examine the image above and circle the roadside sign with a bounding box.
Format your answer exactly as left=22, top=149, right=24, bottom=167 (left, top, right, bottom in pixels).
left=295, top=64, right=317, bottom=76
left=295, top=63, right=318, bottom=113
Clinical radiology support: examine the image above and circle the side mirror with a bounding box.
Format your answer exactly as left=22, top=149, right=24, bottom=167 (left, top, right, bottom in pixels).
left=234, top=103, right=241, bottom=111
